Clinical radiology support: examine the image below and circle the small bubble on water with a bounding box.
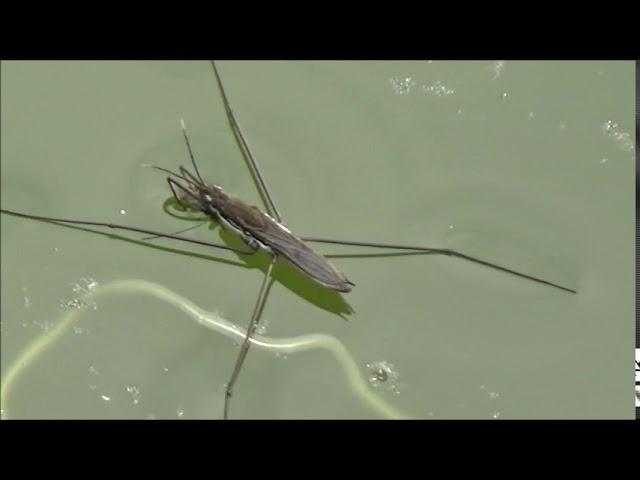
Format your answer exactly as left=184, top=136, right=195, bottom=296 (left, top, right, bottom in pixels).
left=177, top=408, right=185, bottom=418
left=390, top=76, right=417, bottom=95
left=163, top=367, right=169, bottom=373
left=33, top=320, right=53, bottom=332
left=492, top=60, right=506, bottom=79
left=60, top=276, right=99, bottom=311
left=422, top=81, right=455, bottom=97
left=85, top=277, right=99, bottom=292
left=119, top=209, right=127, bottom=216
left=500, top=92, right=508, bottom=99
left=101, top=394, right=111, bottom=402
left=492, top=411, right=501, bottom=419
left=73, top=326, right=90, bottom=335
left=366, top=361, right=400, bottom=393
left=601, top=158, right=608, bottom=164
left=126, top=385, right=141, bottom=405
left=59, top=298, right=85, bottom=310
left=602, top=120, right=634, bottom=152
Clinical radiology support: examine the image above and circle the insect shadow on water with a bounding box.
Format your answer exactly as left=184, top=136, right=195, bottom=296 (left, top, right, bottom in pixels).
left=0, top=61, right=577, bottom=419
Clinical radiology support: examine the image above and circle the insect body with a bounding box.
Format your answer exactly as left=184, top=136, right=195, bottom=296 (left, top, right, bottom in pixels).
left=166, top=165, right=355, bottom=293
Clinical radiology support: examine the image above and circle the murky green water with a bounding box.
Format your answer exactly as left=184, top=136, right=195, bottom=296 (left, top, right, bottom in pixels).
left=1, top=61, right=634, bottom=419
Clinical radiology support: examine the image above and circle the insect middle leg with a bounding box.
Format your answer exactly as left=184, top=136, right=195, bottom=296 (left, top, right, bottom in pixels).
left=224, top=256, right=277, bottom=419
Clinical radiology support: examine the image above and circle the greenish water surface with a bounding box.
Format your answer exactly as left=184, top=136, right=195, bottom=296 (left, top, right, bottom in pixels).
left=0, top=61, right=634, bottom=419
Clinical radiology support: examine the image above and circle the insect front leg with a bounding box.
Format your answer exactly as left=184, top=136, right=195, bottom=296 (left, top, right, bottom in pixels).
left=242, top=234, right=271, bottom=254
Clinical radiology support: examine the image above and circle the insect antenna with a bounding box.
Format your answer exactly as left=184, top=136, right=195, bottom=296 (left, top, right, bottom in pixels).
left=179, top=118, right=205, bottom=185
left=142, top=164, right=196, bottom=187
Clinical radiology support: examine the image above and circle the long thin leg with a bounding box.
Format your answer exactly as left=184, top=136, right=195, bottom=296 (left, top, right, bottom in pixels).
left=140, top=222, right=205, bottom=241
left=224, top=257, right=277, bottom=419
left=210, top=61, right=282, bottom=223
left=211, top=63, right=285, bottom=417
left=0, top=208, right=254, bottom=255
left=301, top=237, right=577, bottom=294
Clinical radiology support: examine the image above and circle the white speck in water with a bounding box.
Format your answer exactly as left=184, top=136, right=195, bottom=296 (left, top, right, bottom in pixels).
left=390, top=76, right=417, bottom=95
left=22, top=287, right=31, bottom=309
left=500, top=92, right=508, bottom=99
left=492, top=60, right=506, bottom=79
left=602, top=120, right=634, bottom=152
left=559, top=122, right=566, bottom=130
left=119, top=209, right=127, bottom=215
left=448, top=224, right=454, bottom=230
left=54, top=247, right=60, bottom=253
left=480, top=384, right=486, bottom=390
left=488, top=391, right=500, bottom=400
left=601, top=158, right=608, bottom=164
left=366, top=361, right=400, bottom=394
left=492, top=411, right=501, bottom=419
left=177, top=408, right=185, bottom=418
left=60, top=276, right=99, bottom=311
left=163, top=367, right=169, bottom=373
left=457, top=109, right=463, bottom=115
left=101, top=394, right=111, bottom=402
left=59, top=298, right=84, bottom=310
left=422, top=81, right=455, bottom=97
left=126, top=385, right=141, bottom=405
left=33, top=320, right=53, bottom=332
left=528, top=112, right=535, bottom=119
left=88, top=365, right=100, bottom=376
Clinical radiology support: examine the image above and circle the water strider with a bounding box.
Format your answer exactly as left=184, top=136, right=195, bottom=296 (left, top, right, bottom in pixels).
left=0, top=61, right=577, bottom=419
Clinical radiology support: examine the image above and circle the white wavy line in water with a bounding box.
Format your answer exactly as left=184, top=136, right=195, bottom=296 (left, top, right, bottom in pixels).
left=0, top=279, right=410, bottom=420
